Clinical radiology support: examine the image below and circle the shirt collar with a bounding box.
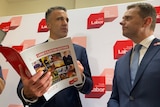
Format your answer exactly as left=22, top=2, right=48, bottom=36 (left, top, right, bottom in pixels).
left=48, top=38, right=54, bottom=42
left=139, top=35, right=155, bottom=49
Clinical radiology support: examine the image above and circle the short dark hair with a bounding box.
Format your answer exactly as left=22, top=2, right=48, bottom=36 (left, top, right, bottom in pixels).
left=127, top=2, right=157, bottom=31
left=45, top=6, right=67, bottom=22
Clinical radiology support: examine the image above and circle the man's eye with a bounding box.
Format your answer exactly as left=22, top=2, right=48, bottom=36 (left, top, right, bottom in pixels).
left=57, top=17, right=63, bottom=20
left=57, top=17, right=69, bottom=22
left=125, top=17, right=131, bottom=20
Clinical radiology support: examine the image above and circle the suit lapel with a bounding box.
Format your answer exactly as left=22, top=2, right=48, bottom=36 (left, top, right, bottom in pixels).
left=131, top=38, right=160, bottom=90
left=121, top=49, right=133, bottom=91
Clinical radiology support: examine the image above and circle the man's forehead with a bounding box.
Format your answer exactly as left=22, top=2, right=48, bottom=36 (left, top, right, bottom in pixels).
left=126, top=7, right=139, bottom=14
left=52, top=9, right=66, bottom=14
left=52, top=10, right=68, bottom=17
left=123, top=8, right=139, bottom=16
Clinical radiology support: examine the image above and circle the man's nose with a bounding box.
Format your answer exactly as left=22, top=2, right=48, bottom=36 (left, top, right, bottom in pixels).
left=119, top=21, right=123, bottom=25
left=63, top=19, right=68, bottom=25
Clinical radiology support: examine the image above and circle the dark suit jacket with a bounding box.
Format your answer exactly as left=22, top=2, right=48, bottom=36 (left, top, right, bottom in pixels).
left=0, top=66, right=4, bottom=80
left=108, top=38, right=160, bottom=107
left=17, top=44, right=93, bottom=107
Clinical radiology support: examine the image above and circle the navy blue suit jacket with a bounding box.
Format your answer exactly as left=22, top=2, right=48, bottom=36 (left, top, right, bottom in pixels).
left=0, top=66, right=4, bottom=79
left=17, top=44, right=93, bottom=107
left=108, top=38, right=160, bottom=107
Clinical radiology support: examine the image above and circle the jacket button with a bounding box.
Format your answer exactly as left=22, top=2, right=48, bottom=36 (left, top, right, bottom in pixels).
left=129, top=96, right=134, bottom=101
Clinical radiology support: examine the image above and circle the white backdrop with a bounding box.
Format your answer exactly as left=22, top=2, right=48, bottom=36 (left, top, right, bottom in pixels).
left=0, top=0, right=160, bottom=107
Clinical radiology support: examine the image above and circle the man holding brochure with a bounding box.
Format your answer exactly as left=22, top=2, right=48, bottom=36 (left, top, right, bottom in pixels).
left=17, top=6, right=93, bottom=107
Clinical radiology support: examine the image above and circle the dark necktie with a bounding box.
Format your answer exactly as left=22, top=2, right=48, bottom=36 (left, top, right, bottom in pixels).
left=130, top=44, right=142, bottom=85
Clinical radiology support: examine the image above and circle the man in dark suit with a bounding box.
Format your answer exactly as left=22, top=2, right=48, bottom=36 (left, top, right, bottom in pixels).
left=17, top=6, right=93, bottom=107
left=0, top=66, right=5, bottom=94
left=107, top=2, right=160, bottom=107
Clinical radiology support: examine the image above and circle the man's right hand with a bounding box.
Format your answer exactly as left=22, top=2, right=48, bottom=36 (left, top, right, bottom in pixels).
left=19, top=64, right=52, bottom=100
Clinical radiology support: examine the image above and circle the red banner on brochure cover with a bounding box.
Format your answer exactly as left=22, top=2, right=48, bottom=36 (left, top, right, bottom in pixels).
left=0, top=37, right=82, bottom=101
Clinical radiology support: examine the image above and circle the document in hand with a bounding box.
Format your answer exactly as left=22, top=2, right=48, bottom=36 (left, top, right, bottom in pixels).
left=0, top=37, right=82, bottom=100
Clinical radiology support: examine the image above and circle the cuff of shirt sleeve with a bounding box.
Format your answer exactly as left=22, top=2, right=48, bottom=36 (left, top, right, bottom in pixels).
left=74, top=73, right=86, bottom=90
left=21, top=88, right=38, bottom=105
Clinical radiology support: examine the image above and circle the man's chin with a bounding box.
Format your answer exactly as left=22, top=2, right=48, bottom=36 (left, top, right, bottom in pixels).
left=60, top=35, right=67, bottom=38
left=122, top=33, right=128, bottom=38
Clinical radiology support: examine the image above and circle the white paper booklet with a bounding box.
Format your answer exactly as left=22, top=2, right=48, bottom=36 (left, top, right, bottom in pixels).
left=0, top=37, right=82, bottom=101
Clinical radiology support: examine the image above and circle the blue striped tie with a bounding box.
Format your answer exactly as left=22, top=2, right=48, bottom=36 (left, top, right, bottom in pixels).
left=130, top=44, right=142, bottom=85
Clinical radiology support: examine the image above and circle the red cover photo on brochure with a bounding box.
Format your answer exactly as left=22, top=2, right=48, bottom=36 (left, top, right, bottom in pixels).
left=0, top=46, right=31, bottom=77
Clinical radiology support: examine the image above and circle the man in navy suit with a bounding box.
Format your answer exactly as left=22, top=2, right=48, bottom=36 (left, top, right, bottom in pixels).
left=17, top=6, right=93, bottom=107
left=0, top=66, right=5, bottom=94
left=107, top=2, right=160, bottom=107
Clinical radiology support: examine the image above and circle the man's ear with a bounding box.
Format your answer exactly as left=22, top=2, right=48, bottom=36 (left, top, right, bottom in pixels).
left=143, top=16, right=152, bottom=27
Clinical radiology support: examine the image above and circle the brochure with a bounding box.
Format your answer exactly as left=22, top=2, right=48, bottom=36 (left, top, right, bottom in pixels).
left=0, top=37, right=82, bottom=100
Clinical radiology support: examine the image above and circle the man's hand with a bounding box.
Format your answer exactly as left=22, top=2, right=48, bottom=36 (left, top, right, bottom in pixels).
left=19, top=64, right=53, bottom=100
left=77, top=60, right=84, bottom=78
